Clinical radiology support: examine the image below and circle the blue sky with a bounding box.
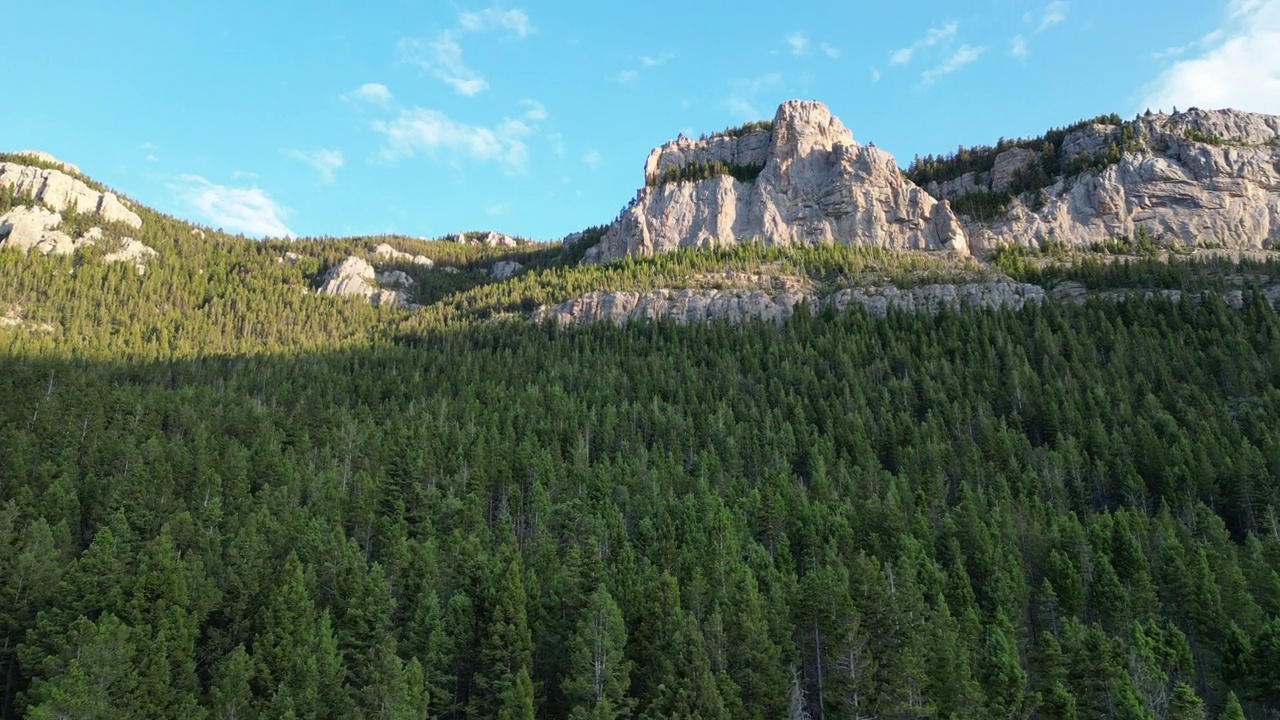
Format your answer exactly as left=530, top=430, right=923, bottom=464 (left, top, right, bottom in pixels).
left=4, top=0, right=1276, bottom=241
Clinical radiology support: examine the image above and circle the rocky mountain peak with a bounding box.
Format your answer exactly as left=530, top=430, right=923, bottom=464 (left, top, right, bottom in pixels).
left=770, top=99, right=856, bottom=160
left=584, top=100, right=967, bottom=263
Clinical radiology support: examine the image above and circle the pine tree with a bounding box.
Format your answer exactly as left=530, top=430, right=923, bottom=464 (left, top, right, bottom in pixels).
left=563, top=585, right=632, bottom=720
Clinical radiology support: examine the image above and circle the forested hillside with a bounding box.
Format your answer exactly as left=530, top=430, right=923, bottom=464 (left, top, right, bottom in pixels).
left=5, top=182, right=1280, bottom=718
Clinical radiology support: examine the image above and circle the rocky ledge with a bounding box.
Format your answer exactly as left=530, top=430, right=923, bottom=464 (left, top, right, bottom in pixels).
left=534, top=280, right=1280, bottom=326
left=534, top=282, right=1045, bottom=326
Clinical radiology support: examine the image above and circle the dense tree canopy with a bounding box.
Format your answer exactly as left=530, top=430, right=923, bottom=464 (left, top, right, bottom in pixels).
left=2, top=197, right=1280, bottom=718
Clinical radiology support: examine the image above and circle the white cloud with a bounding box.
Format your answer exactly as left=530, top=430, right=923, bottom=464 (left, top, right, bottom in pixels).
left=1039, top=1, right=1068, bottom=31
left=401, top=34, right=488, bottom=96
left=786, top=32, right=811, bottom=56
left=582, top=150, right=603, bottom=169
left=890, top=22, right=958, bottom=65
left=458, top=8, right=532, bottom=36
left=922, top=45, right=987, bottom=83
left=1140, top=0, right=1280, bottom=114
left=724, top=73, right=783, bottom=119
left=521, top=99, right=548, bottom=121
left=141, top=141, right=159, bottom=163
left=615, top=52, right=676, bottom=86
left=820, top=43, right=843, bottom=59
left=174, top=175, right=293, bottom=238
left=372, top=108, right=534, bottom=172
left=343, top=82, right=393, bottom=106
left=400, top=7, right=533, bottom=96
left=870, top=67, right=882, bottom=83
left=1010, top=35, right=1029, bottom=60
left=284, top=148, right=343, bottom=184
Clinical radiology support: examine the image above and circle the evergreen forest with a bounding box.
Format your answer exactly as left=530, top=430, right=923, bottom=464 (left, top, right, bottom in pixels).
left=3, top=198, right=1280, bottom=719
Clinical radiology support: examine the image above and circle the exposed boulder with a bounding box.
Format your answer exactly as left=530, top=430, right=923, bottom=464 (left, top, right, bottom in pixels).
left=104, top=238, right=159, bottom=275
left=318, top=256, right=413, bottom=308
left=14, top=150, right=81, bottom=175
left=450, top=230, right=523, bottom=248
left=1, top=207, right=156, bottom=272
left=0, top=206, right=65, bottom=253
left=373, top=243, right=433, bottom=266
left=0, top=161, right=142, bottom=228
left=490, top=260, right=524, bottom=280
left=583, top=100, right=969, bottom=263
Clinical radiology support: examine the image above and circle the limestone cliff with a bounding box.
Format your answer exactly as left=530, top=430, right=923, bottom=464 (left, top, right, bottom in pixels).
left=923, top=108, right=1280, bottom=252
left=583, top=101, right=968, bottom=263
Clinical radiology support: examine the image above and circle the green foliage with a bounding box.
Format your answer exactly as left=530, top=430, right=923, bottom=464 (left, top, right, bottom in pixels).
left=4, top=180, right=1280, bottom=719
left=906, top=113, right=1126, bottom=186
left=704, top=120, right=774, bottom=140
left=645, top=159, right=766, bottom=187
left=1184, top=126, right=1227, bottom=146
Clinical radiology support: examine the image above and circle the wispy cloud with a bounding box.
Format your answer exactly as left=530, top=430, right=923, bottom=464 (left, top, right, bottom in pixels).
left=342, top=82, right=393, bottom=106
left=820, top=42, right=843, bottom=59
left=614, top=52, right=675, bottom=85
left=723, top=73, right=783, bottom=119
left=1010, top=35, right=1029, bottom=60
left=870, top=67, right=882, bottom=83
left=786, top=32, right=811, bottom=56
left=400, top=7, right=533, bottom=97
left=890, top=22, right=958, bottom=65
left=401, top=34, right=488, bottom=96
left=372, top=108, right=535, bottom=173
left=284, top=148, right=343, bottom=184
left=1140, top=0, right=1280, bottom=114
left=174, top=175, right=293, bottom=237
left=582, top=150, right=603, bottom=169
left=141, top=141, right=159, bottom=163
left=521, top=100, right=548, bottom=121
left=457, top=8, right=532, bottom=36
left=1038, top=1, right=1069, bottom=31
left=922, top=45, right=987, bottom=83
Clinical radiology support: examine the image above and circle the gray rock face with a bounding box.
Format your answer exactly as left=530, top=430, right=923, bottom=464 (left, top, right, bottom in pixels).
left=318, top=256, right=412, bottom=307
left=0, top=161, right=142, bottom=228
left=584, top=100, right=969, bottom=263
left=534, top=282, right=1044, bottom=326
left=490, top=260, right=524, bottom=280
left=0, top=206, right=66, bottom=253
left=991, top=148, right=1038, bottom=192
left=373, top=243, right=433, bottom=266
left=933, top=108, right=1280, bottom=253
left=0, top=206, right=156, bottom=272
left=104, top=238, right=159, bottom=275
left=450, top=231, right=522, bottom=248
left=14, top=150, right=81, bottom=175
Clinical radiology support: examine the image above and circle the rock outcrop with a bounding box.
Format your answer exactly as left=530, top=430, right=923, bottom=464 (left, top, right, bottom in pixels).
left=534, top=282, right=1044, bottom=326
left=490, top=260, right=524, bottom=280
left=318, top=256, right=415, bottom=308
left=450, top=231, right=523, bottom=248
left=582, top=100, right=969, bottom=263
left=0, top=160, right=142, bottom=228
left=534, top=279, right=1280, bottom=327
left=104, top=238, right=160, bottom=275
left=374, top=243, right=433, bottom=266
left=0, top=206, right=156, bottom=272
left=927, top=108, right=1280, bottom=252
